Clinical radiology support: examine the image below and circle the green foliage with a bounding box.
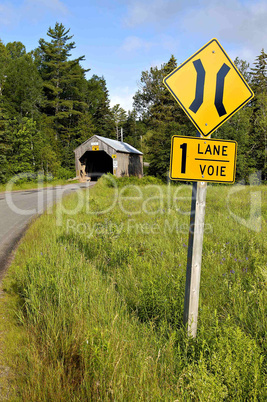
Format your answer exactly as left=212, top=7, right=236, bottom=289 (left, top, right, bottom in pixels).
left=3, top=53, right=43, bottom=118
left=133, top=55, right=187, bottom=125
left=87, top=75, right=115, bottom=138
left=250, top=49, right=267, bottom=93
left=111, top=104, right=127, bottom=140
left=7, top=118, right=36, bottom=174
left=146, top=121, right=196, bottom=179
left=55, top=166, right=75, bottom=180
left=38, top=23, right=89, bottom=146
left=123, top=110, right=144, bottom=150
left=6, top=41, right=26, bottom=59
left=0, top=23, right=118, bottom=182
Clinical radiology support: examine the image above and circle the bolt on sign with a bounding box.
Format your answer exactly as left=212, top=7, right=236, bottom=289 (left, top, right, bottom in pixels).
left=170, top=136, right=237, bottom=183
left=163, top=38, right=254, bottom=137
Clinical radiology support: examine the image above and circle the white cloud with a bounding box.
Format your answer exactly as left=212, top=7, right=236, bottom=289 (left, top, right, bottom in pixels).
left=123, top=0, right=267, bottom=64
left=25, top=0, right=68, bottom=15
left=160, top=34, right=179, bottom=53
left=0, top=3, right=18, bottom=26
left=121, top=36, right=154, bottom=52
left=120, top=34, right=179, bottom=57
left=182, top=0, right=267, bottom=47
left=0, top=0, right=68, bottom=27
left=124, top=0, right=193, bottom=28
left=228, top=47, right=256, bottom=67
left=110, top=86, right=135, bottom=112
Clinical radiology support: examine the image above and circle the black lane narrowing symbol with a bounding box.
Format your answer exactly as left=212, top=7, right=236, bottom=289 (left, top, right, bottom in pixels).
left=189, top=59, right=205, bottom=113
left=189, top=59, right=230, bottom=117
left=215, top=63, right=230, bottom=117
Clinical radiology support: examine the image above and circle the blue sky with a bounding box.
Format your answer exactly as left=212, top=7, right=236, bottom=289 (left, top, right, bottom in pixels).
left=1, top=0, right=267, bottom=111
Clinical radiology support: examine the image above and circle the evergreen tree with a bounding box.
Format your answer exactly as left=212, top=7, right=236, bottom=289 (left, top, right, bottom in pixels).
left=37, top=115, right=61, bottom=174
left=146, top=121, right=183, bottom=179
left=37, top=23, right=89, bottom=149
left=133, top=55, right=195, bottom=177
left=86, top=75, right=114, bottom=138
left=123, top=110, right=144, bottom=150
left=234, top=57, right=250, bottom=83
left=74, top=113, right=95, bottom=146
left=3, top=53, right=43, bottom=119
left=133, top=55, right=189, bottom=127
left=6, top=41, right=26, bottom=59
left=215, top=107, right=254, bottom=181
left=111, top=104, right=127, bottom=140
left=249, top=50, right=267, bottom=181
left=250, top=49, right=267, bottom=94
left=0, top=41, right=12, bottom=182
left=250, top=92, right=267, bottom=181
left=8, top=118, right=36, bottom=174
left=0, top=40, right=9, bottom=97
left=0, top=119, right=13, bottom=183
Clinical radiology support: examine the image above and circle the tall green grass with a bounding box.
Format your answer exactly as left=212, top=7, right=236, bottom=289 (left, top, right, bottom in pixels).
left=2, top=176, right=267, bottom=400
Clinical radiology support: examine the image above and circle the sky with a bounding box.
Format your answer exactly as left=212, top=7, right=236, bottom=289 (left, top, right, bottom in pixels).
left=0, top=0, right=267, bottom=111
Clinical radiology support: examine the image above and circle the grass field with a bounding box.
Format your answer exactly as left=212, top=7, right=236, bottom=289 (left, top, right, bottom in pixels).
left=1, top=175, right=267, bottom=400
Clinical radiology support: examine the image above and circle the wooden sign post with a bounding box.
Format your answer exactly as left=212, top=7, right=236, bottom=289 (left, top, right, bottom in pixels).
left=183, top=180, right=207, bottom=337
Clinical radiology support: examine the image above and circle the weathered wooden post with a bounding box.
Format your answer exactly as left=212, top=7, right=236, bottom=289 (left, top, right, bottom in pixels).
left=183, top=180, right=207, bottom=337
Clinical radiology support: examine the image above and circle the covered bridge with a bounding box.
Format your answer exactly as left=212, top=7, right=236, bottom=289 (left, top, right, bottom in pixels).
left=74, top=135, right=143, bottom=181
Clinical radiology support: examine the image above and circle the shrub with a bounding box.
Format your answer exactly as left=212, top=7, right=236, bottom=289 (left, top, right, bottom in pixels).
left=55, top=167, right=75, bottom=180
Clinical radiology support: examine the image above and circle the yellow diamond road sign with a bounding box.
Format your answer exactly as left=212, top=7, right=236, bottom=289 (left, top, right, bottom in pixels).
left=170, top=136, right=237, bottom=183
left=163, top=38, right=254, bottom=137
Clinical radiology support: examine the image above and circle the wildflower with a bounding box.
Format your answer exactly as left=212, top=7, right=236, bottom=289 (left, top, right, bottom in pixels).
left=230, top=270, right=235, bottom=274
left=41, top=252, right=43, bottom=256
left=161, top=251, right=164, bottom=256
left=183, top=243, right=187, bottom=248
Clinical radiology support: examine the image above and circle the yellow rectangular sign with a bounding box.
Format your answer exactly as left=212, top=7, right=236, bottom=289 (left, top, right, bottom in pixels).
left=163, top=38, right=254, bottom=137
left=92, top=145, right=99, bottom=151
left=170, top=136, right=237, bottom=183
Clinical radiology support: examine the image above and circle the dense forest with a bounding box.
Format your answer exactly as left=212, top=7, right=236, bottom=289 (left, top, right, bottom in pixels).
left=0, top=22, right=266, bottom=183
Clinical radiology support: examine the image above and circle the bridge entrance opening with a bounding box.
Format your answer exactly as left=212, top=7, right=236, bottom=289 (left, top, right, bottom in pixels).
left=79, top=151, right=113, bottom=180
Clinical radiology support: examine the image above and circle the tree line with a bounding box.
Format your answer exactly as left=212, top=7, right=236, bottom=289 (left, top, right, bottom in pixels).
left=0, top=22, right=139, bottom=183
left=0, top=22, right=266, bottom=183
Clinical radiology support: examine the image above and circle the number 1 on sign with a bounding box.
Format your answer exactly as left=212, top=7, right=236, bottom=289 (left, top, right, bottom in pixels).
left=180, top=143, right=187, bottom=173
